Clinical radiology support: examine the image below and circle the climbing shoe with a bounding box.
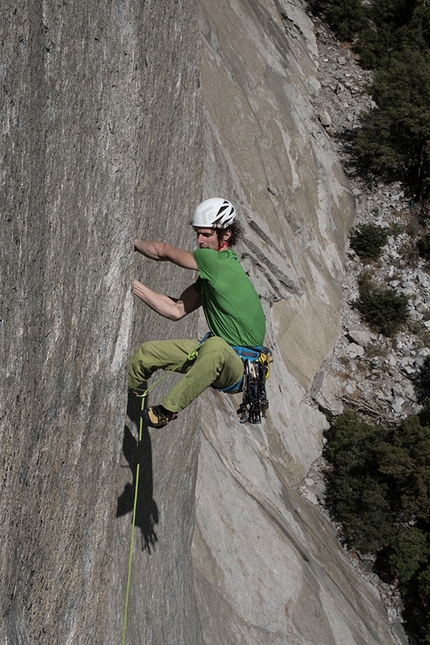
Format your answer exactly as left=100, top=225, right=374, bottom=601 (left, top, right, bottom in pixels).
left=140, top=405, right=178, bottom=429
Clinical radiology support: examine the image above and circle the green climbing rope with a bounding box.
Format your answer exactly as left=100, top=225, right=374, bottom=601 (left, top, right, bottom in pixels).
left=121, top=392, right=146, bottom=645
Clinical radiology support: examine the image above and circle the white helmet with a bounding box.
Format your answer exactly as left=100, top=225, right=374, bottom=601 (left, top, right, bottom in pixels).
left=192, top=198, right=236, bottom=229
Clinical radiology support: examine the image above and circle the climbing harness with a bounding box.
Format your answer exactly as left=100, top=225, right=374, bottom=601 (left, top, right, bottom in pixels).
left=206, top=334, right=273, bottom=424
left=233, top=346, right=273, bottom=424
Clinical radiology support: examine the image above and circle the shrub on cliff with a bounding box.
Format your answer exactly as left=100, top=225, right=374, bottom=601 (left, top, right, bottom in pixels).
left=356, top=272, right=409, bottom=336
left=312, top=0, right=430, bottom=66
left=350, top=223, right=388, bottom=261
left=415, top=357, right=430, bottom=404
left=354, top=0, right=430, bottom=69
left=325, top=411, right=430, bottom=547
left=324, top=411, right=396, bottom=551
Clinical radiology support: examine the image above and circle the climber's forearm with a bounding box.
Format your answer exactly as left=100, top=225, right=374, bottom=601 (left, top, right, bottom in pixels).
left=134, top=239, right=197, bottom=270
left=132, top=280, right=201, bottom=321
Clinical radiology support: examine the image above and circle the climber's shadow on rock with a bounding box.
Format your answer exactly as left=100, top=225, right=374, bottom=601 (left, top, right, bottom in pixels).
left=116, top=393, right=159, bottom=553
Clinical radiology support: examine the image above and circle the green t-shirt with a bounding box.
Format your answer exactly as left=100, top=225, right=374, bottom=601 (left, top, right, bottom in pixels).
left=193, top=248, right=266, bottom=347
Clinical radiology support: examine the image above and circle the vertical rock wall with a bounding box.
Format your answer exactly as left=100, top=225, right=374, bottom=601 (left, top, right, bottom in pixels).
left=0, top=0, right=409, bottom=643
left=1, top=1, right=203, bottom=643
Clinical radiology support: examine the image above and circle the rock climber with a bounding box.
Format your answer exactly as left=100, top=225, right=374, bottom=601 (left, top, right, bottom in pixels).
left=128, top=197, right=266, bottom=428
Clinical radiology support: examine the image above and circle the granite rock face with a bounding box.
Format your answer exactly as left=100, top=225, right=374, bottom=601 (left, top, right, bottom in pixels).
left=193, top=0, right=404, bottom=643
left=1, top=1, right=202, bottom=643
left=1, top=0, right=406, bottom=644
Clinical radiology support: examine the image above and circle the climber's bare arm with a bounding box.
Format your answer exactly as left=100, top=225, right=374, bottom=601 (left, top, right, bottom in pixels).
left=132, top=281, right=201, bottom=321
left=134, top=239, right=198, bottom=270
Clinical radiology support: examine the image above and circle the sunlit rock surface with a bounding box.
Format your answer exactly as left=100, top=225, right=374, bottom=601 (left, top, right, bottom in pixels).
left=192, top=0, right=404, bottom=643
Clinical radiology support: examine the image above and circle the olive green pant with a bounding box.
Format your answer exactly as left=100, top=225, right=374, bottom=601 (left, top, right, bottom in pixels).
left=128, top=336, right=244, bottom=413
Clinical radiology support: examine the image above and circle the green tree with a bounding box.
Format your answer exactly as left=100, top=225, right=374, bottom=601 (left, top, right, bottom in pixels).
left=357, top=0, right=419, bottom=65
left=389, top=528, right=429, bottom=584
left=377, top=416, right=430, bottom=522
left=420, top=398, right=430, bottom=426
left=307, top=0, right=365, bottom=39
left=308, top=0, right=430, bottom=201
left=325, top=409, right=430, bottom=643
left=418, top=233, right=430, bottom=260
left=354, top=49, right=430, bottom=198
left=377, top=0, right=430, bottom=56
left=325, top=0, right=365, bottom=41
left=325, top=412, right=396, bottom=551
left=390, top=529, right=430, bottom=643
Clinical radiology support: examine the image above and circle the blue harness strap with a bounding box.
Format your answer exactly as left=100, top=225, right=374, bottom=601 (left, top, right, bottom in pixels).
left=211, top=345, right=270, bottom=394
left=230, top=345, right=266, bottom=361
left=212, top=378, right=243, bottom=394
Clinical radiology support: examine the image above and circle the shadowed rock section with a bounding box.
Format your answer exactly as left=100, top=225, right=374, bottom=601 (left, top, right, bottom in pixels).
left=1, top=1, right=202, bottom=643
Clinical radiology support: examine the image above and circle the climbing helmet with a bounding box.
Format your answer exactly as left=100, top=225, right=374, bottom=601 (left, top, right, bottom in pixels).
left=192, top=198, right=236, bottom=229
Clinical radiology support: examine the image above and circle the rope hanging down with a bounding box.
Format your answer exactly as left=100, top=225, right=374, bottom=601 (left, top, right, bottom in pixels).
left=121, top=393, right=145, bottom=645
left=121, top=347, right=200, bottom=645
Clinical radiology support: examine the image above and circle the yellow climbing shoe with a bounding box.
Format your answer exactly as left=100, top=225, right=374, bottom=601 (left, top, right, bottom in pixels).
left=141, top=405, right=178, bottom=429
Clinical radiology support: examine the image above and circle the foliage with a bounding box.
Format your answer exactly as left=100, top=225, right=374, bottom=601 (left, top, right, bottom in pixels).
left=308, top=0, right=365, bottom=41
left=355, top=0, right=430, bottom=69
left=324, top=412, right=396, bottom=550
left=418, top=233, right=430, bottom=260
left=415, top=357, right=430, bottom=404
left=378, top=415, right=430, bottom=522
left=325, top=410, right=430, bottom=642
left=311, top=0, right=430, bottom=64
left=420, top=398, right=430, bottom=427
left=307, top=0, right=430, bottom=201
left=356, top=273, right=409, bottom=336
left=353, top=49, right=430, bottom=195
left=389, top=527, right=429, bottom=583
left=350, top=223, right=388, bottom=261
